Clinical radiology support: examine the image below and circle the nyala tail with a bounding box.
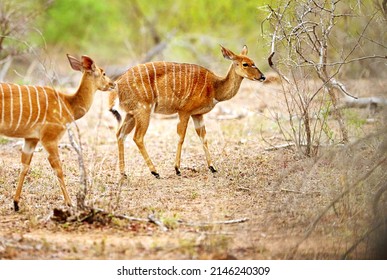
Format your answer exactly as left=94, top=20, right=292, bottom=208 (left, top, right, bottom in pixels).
left=108, top=90, right=122, bottom=123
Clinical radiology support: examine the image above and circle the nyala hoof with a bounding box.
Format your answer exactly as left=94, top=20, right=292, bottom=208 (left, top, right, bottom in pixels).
left=13, top=201, right=20, bottom=212
left=151, top=171, right=160, bottom=179
left=209, top=166, right=217, bottom=173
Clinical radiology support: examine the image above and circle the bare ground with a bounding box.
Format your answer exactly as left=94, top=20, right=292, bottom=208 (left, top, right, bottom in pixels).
left=0, top=78, right=386, bottom=259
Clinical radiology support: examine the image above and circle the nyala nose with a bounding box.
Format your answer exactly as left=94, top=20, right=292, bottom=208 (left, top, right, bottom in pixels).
left=260, top=75, right=266, bottom=82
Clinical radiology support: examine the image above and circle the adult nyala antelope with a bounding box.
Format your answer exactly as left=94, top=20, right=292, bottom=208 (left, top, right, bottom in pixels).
left=109, top=45, right=265, bottom=178
left=0, top=55, right=115, bottom=211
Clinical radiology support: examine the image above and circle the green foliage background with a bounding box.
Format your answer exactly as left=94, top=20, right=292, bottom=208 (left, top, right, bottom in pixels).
left=0, top=0, right=385, bottom=76
left=36, top=0, right=273, bottom=65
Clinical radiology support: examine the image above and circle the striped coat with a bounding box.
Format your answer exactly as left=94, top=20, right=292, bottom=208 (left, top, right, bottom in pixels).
left=110, top=46, right=265, bottom=178
left=0, top=83, right=69, bottom=139
left=115, top=62, right=218, bottom=116
left=0, top=54, right=115, bottom=211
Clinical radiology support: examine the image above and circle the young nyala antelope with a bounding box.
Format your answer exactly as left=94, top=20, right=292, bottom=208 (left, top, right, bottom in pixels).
left=109, top=45, right=265, bottom=178
left=0, top=55, right=115, bottom=211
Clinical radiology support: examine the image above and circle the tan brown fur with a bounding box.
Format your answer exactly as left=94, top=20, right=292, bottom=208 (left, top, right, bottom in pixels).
left=0, top=55, right=115, bottom=211
left=110, top=45, right=265, bottom=178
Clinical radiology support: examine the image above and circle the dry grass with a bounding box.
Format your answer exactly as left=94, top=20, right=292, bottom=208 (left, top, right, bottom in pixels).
left=0, top=78, right=386, bottom=259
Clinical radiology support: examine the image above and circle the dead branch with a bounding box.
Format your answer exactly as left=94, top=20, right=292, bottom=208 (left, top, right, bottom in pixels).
left=325, top=55, right=387, bottom=66
left=264, top=142, right=296, bottom=151
left=268, top=51, right=290, bottom=84
left=141, top=30, right=176, bottom=63
left=264, top=142, right=338, bottom=152
left=280, top=188, right=321, bottom=195
left=111, top=214, right=149, bottom=223
left=331, top=79, right=358, bottom=99
left=106, top=32, right=175, bottom=80
left=179, top=217, right=249, bottom=227
left=51, top=204, right=249, bottom=233
left=66, top=123, right=88, bottom=210
left=148, top=214, right=168, bottom=232
left=341, top=96, right=387, bottom=110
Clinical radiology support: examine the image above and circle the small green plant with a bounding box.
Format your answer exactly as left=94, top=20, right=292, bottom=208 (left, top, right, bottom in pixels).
left=0, top=137, right=11, bottom=145
left=344, top=109, right=367, bottom=137
left=191, top=191, right=199, bottom=200
left=161, top=213, right=180, bottom=230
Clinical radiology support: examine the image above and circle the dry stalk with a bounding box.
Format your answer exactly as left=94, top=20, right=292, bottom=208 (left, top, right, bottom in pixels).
left=66, top=123, right=88, bottom=210
left=178, top=217, right=249, bottom=227
left=265, top=0, right=386, bottom=152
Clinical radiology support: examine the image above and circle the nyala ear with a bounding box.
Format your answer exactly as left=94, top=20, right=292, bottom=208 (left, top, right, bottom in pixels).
left=240, top=45, right=248, bottom=56
left=67, top=54, right=83, bottom=72
left=81, top=55, right=96, bottom=72
left=220, top=45, right=236, bottom=60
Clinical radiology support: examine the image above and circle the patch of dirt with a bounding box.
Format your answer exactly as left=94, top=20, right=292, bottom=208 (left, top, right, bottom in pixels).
left=1, top=79, right=385, bottom=259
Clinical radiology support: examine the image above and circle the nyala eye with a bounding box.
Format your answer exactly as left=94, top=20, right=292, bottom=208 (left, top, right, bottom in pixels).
left=242, top=63, right=249, bottom=67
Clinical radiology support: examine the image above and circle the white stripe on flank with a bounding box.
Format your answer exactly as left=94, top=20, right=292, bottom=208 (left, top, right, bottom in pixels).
left=163, top=62, right=171, bottom=106
left=130, top=67, right=142, bottom=99
left=172, top=63, right=176, bottom=93
left=7, top=84, right=13, bottom=129
left=54, top=90, right=62, bottom=119
left=125, top=70, right=135, bottom=99
left=25, top=86, right=33, bottom=127
left=151, top=62, right=160, bottom=101
left=144, top=64, right=155, bottom=100
left=178, top=64, right=182, bottom=95
left=14, top=84, right=23, bottom=131
left=41, top=87, right=48, bottom=124
left=0, top=84, right=5, bottom=125
left=199, top=71, right=208, bottom=97
left=170, top=63, right=176, bottom=108
left=184, top=64, right=194, bottom=102
left=189, top=64, right=196, bottom=94
left=184, top=64, right=188, bottom=96
left=163, top=62, right=168, bottom=102
left=137, top=65, right=148, bottom=100
left=31, top=86, right=41, bottom=127
left=184, top=65, right=190, bottom=101
left=190, top=65, right=199, bottom=96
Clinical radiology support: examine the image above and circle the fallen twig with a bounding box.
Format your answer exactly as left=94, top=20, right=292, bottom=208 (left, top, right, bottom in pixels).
left=179, top=217, right=249, bottom=227
left=148, top=214, right=168, bottom=232
left=281, top=188, right=303, bottom=194
left=281, top=188, right=321, bottom=196
left=265, top=143, right=295, bottom=151
left=51, top=205, right=249, bottom=233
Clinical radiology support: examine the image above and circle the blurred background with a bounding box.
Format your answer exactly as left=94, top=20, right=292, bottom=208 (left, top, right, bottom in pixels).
left=1, top=0, right=385, bottom=85
left=0, top=0, right=272, bottom=84
left=0, top=1, right=386, bottom=259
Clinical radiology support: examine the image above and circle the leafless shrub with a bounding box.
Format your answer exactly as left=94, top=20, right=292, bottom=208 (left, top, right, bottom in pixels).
left=0, top=1, right=51, bottom=80
left=263, top=0, right=387, bottom=156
